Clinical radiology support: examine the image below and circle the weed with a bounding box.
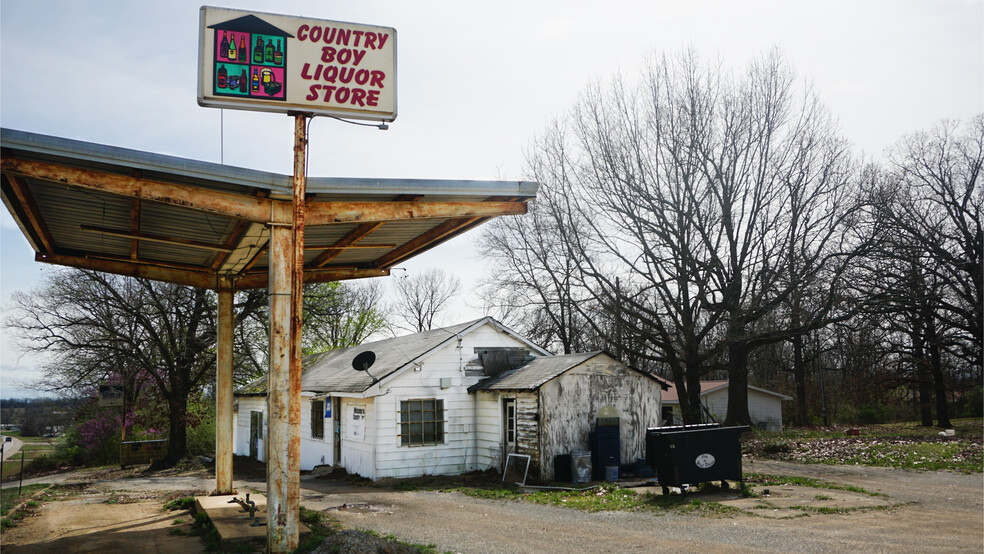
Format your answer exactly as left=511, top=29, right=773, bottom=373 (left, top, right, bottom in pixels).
left=172, top=517, right=185, bottom=525
left=814, top=494, right=832, bottom=501
left=163, top=496, right=196, bottom=511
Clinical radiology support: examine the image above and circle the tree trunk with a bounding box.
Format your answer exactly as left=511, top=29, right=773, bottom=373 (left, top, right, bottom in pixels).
left=792, top=333, right=809, bottom=426
left=925, top=315, right=952, bottom=428
left=724, top=341, right=752, bottom=426
left=912, top=319, right=934, bottom=427
left=163, top=391, right=189, bottom=466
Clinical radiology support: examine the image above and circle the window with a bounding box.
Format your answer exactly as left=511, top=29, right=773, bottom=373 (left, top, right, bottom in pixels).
left=399, top=399, right=444, bottom=446
left=311, top=399, right=325, bottom=439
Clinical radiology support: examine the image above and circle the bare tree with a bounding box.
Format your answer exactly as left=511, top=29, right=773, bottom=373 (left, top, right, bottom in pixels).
left=519, top=49, right=862, bottom=425
left=391, top=268, right=461, bottom=332
left=7, top=269, right=264, bottom=464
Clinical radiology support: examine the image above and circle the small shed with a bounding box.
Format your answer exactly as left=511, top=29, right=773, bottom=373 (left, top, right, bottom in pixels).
left=469, top=352, right=669, bottom=481
left=661, top=380, right=792, bottom=431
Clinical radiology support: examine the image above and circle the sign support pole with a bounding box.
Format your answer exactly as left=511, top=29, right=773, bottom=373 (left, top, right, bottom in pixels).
left=267, top=112, right=308, bottom=553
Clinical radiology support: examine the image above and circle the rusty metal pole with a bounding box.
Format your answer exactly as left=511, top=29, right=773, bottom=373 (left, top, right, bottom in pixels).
left=215, top=289, right=234, bottom=495
left=267, top=113, right=308, bottom=553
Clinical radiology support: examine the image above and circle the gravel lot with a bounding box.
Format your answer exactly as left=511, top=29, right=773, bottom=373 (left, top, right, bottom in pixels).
left=3, top=459, right=981, bottom=553
left=296, top=458, right=983, bottom=553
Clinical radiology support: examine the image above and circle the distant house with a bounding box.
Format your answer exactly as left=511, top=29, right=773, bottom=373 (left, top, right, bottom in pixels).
left=661, top=380, right=792, bottom=431
left=234, top=317, right=668, bottom=481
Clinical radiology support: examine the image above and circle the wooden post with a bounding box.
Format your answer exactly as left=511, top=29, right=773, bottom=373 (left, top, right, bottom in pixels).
left=267, top=113, right=307, bottom=553
left=215, top=289, right=234, bottom=495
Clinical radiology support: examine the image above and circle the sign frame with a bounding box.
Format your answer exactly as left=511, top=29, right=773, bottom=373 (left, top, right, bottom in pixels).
left=197, top=6, right=397, bottom=122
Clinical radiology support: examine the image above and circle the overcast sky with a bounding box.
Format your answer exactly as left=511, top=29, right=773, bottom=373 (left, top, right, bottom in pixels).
left=2, top=0, right=982, bottom=397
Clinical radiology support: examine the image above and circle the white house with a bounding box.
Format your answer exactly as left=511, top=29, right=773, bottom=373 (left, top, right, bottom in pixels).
left=234, top=317, right=667, bottom=481
left=661, top=380, right=792, bottom=431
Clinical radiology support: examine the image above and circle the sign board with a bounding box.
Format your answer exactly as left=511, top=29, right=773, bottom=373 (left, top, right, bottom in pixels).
left=198, top=6, right=397, bottom=121
left=98, top=385, right=124, bottom=408
left=348, top=405, right=365, bottom=440
left=120, top=439, right=168, bottom=467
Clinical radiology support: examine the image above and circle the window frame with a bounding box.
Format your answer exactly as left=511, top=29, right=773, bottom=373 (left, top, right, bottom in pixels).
left=398, top=398, right=445, bottom=447
left=311, top=398, right=325, bottom=439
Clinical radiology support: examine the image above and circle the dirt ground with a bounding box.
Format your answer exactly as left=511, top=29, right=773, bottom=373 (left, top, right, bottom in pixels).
left=1, top=494, right=203, bottom=553
left=1, top=459, right=981, bottom=553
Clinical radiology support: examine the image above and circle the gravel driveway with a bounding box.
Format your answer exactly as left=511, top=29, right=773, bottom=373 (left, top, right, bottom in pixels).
left=290, top=458, right=983, bottom=553
left=5, top=459, right=981, bottom=553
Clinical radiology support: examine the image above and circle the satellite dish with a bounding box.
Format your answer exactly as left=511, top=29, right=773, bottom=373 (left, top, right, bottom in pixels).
left=352, top=351, right=376, bottom=372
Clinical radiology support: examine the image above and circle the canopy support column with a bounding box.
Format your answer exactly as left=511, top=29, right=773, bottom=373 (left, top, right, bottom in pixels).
left=215, top=289, right=235, bottom=495
left=267, top=113, right=308, bottom=553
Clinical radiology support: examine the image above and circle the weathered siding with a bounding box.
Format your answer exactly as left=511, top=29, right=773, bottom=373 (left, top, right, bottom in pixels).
left=538, top=354, right=661, bottom=480
left=512, top=392, right=540, bottom=477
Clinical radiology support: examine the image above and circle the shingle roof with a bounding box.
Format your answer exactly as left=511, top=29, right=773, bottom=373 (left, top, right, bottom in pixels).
left=469, top=351, right=604, bottom=391
left=239, top=317, right=504, bottom=395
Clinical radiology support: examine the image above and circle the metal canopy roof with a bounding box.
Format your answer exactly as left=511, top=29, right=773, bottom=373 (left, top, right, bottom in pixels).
left=0, top=128, right=536, bottom=290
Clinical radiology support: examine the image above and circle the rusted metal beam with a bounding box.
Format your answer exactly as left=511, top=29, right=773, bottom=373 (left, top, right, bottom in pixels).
left=35, top=252, right=218, bottom=289
left=229, top=267, right=389, bottom=289
left=215, top=290, right=234, bottom=495
left=80, top=225, right=235, bottom=252
left=374, top=217, right=485, bottom=268
left=305, top=200, right=527, bottom=225
left=3, top=174, right=55, bottom=253
left=306, top=242, right=396, bottom=250
left=210, top=219, right=249, bottom=270
left=1, top=157, right=273, bottom=223
left=286, top=113, right=306, bottom=553
left=308, top=222, right=383, bottom=268
left=129, top=199, right=141, bottom=261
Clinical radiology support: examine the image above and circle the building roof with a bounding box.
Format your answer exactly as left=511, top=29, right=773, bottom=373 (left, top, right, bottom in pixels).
left=469, top=351, right=671, bottom=392
left=239, top=316, right=548, bottom=396
left=1, top=128, right=536, bottom=290
left=662, top=380, right=793, bottom=403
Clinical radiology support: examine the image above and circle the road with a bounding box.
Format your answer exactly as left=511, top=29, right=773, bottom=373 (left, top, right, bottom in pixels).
left=1, top=434, right=23, bottom=462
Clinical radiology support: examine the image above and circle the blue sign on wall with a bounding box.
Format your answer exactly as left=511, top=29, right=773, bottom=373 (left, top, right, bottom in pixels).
left=324, top=397, right=331, bottom=418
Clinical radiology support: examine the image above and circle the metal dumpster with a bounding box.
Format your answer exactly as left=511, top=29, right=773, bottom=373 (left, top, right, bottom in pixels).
left=645, top=425, right=749, bottom=495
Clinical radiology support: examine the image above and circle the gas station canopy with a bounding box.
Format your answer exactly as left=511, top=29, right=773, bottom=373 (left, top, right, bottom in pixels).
left=0, top=128, right=536, bottom=290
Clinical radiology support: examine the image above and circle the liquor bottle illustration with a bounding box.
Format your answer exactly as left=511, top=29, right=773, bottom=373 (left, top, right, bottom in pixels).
left=219, top=31, right=229, bottom=60
left=274, top=40, right=283, bottom=65
left=239, top=69, right=248, bottom=93
left=251, top=68, right=260, bottom=93
left=238, top=35, right=247, bottom=63
left=217, top=65, right=227, bottom=88
left=253, top=36, right=264, bottom=64
left=264, top=39, right=274, bottom=63
left=228, top=33, right=237, bottom=61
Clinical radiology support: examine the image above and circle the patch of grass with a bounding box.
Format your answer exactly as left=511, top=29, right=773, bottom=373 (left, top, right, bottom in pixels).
left=361, top=529, right=441, bottom=553
left=163, top=496, right=196, bottom=511
left=745, top=473, right=886, bottom=497
left=294, top=506, right=343, bottom=554
left=1, top=483, right=49, bottom=516
left=814, top=494, right=832, bottom=501
left=451, top=485, right=523, bottom=500
left=172, top=517, right=185, bottom=525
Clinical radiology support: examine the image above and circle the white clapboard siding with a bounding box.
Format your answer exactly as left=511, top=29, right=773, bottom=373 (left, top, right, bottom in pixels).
left=473, top=391, right=503, bottom=471
left=234, top=396, right=266, bottom=461
left=340, top=398, right=376, bottom=479
left=299, top=395, right=332, bottom=469
left=703, top=388, right=786, bottom=431
left=365, top=323, right=532, bottom=480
